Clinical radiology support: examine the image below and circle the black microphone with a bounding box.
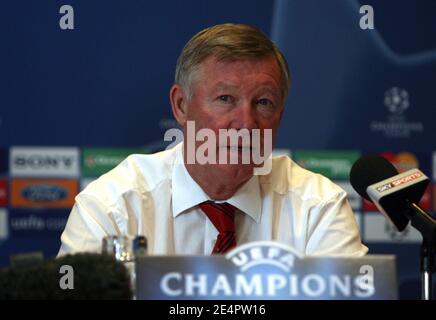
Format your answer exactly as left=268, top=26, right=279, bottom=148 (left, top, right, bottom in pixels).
left=0, top=253, right=133, bottom=300
left=350, top=155, right=436, bottom=299
left=349, top=155, right=434, bottom=233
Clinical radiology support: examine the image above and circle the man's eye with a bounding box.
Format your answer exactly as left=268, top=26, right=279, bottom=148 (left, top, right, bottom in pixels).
left=257, top=98, right=273, bottom=106
left=217, top=95, right=233, bottom=103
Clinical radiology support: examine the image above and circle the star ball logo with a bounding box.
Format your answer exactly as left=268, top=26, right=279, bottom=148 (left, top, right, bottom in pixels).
left=384, top=87, right=409, bottom=115
left=370, top=87, right=423, bottom=138
left=226, top=241, right=298, bottom=272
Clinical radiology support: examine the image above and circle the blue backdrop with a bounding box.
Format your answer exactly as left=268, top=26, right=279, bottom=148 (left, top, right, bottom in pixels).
left=1, top=0, right=436, bottom=299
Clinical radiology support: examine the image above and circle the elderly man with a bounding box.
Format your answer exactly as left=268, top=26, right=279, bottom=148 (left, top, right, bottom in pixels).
left=58, top=23, right=367, bottom=257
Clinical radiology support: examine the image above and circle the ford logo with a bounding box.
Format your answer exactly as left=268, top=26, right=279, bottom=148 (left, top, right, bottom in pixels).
left=21, top=184, right=68, bottom=202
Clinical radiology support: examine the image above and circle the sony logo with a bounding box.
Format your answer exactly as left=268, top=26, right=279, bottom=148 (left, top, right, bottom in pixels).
left=14, top=155, right=74, bottom=169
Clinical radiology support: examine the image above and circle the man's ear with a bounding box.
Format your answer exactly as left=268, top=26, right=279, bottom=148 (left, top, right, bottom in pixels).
left=170, top=84, right=188, bottom=127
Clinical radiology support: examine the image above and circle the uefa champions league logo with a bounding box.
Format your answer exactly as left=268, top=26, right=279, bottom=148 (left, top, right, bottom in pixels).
left=384, top=87, right=409, bottom=115
left=225, top=241, right=301, bottom=272
left=370, top=86, right=422, bottom=138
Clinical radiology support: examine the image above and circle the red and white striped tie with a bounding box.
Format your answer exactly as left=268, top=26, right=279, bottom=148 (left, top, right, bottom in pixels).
left=199, top=201, right=237, bottom=255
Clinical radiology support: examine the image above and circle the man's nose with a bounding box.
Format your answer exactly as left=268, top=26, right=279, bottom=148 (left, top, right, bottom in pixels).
left=233, top=101, right=258, bottom=130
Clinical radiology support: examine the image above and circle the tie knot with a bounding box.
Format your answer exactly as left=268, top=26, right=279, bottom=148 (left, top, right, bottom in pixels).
left=199, top=201, right=237, bottom=233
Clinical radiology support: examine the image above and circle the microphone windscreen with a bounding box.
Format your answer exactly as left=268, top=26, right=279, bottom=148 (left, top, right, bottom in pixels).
left=0, top=253, right=132, bottom=300
left=349, top=155, right=398, bottom=201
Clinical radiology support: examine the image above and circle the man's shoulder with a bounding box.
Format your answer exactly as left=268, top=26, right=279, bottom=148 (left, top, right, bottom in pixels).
left=265, top=155, right=345, bottom=201
left=81, top=145, right=180, bottom=199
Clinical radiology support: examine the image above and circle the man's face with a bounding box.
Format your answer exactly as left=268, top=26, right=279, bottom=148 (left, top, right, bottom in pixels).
left=177, top=54, right=284, bottom=179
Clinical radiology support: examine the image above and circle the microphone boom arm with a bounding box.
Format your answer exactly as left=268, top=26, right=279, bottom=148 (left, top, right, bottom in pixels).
left=405, top=200, right=436, bottom=300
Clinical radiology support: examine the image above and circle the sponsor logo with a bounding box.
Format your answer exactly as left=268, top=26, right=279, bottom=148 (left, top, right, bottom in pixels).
left=375, top=172, right=422, bottom=193
left=0, top=179, right=7, bottom=207
left=82, top=148, right=144, bottom=177
left=0, top=209, right=8, bottom=240
left=293, top=151, right=360, bottom=180
left=370, top=87, right=423, bottom=138
left=362, top=152, right=431, bottom=211
left=21, top=184, right=68, bottom=202
left=363, top=213, right=422, bottom=243
left=9, top=210, right=69, bottom=236
left=11, top=179, right=78, bottom=208
left=10, top=147, right=79, bottom=177
left=363, top=185, right=432, bottom=212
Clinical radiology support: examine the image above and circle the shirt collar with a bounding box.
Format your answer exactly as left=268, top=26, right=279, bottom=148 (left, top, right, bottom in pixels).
left=224, top=175, right=261, bottom=223
left=171, top=143, right=262, bottom=223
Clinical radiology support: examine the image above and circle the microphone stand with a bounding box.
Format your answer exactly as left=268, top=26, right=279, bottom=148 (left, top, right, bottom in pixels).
left=406, top=201, right=436, bottom=300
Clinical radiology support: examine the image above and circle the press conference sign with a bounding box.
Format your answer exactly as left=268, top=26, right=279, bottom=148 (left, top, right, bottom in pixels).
left=135, top=242, right=397, bottom=300
left=10, top=147, right=80, bottom=178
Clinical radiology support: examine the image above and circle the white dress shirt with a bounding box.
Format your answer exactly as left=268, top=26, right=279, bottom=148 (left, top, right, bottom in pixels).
left=58, top=143, right=368, bottom=257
